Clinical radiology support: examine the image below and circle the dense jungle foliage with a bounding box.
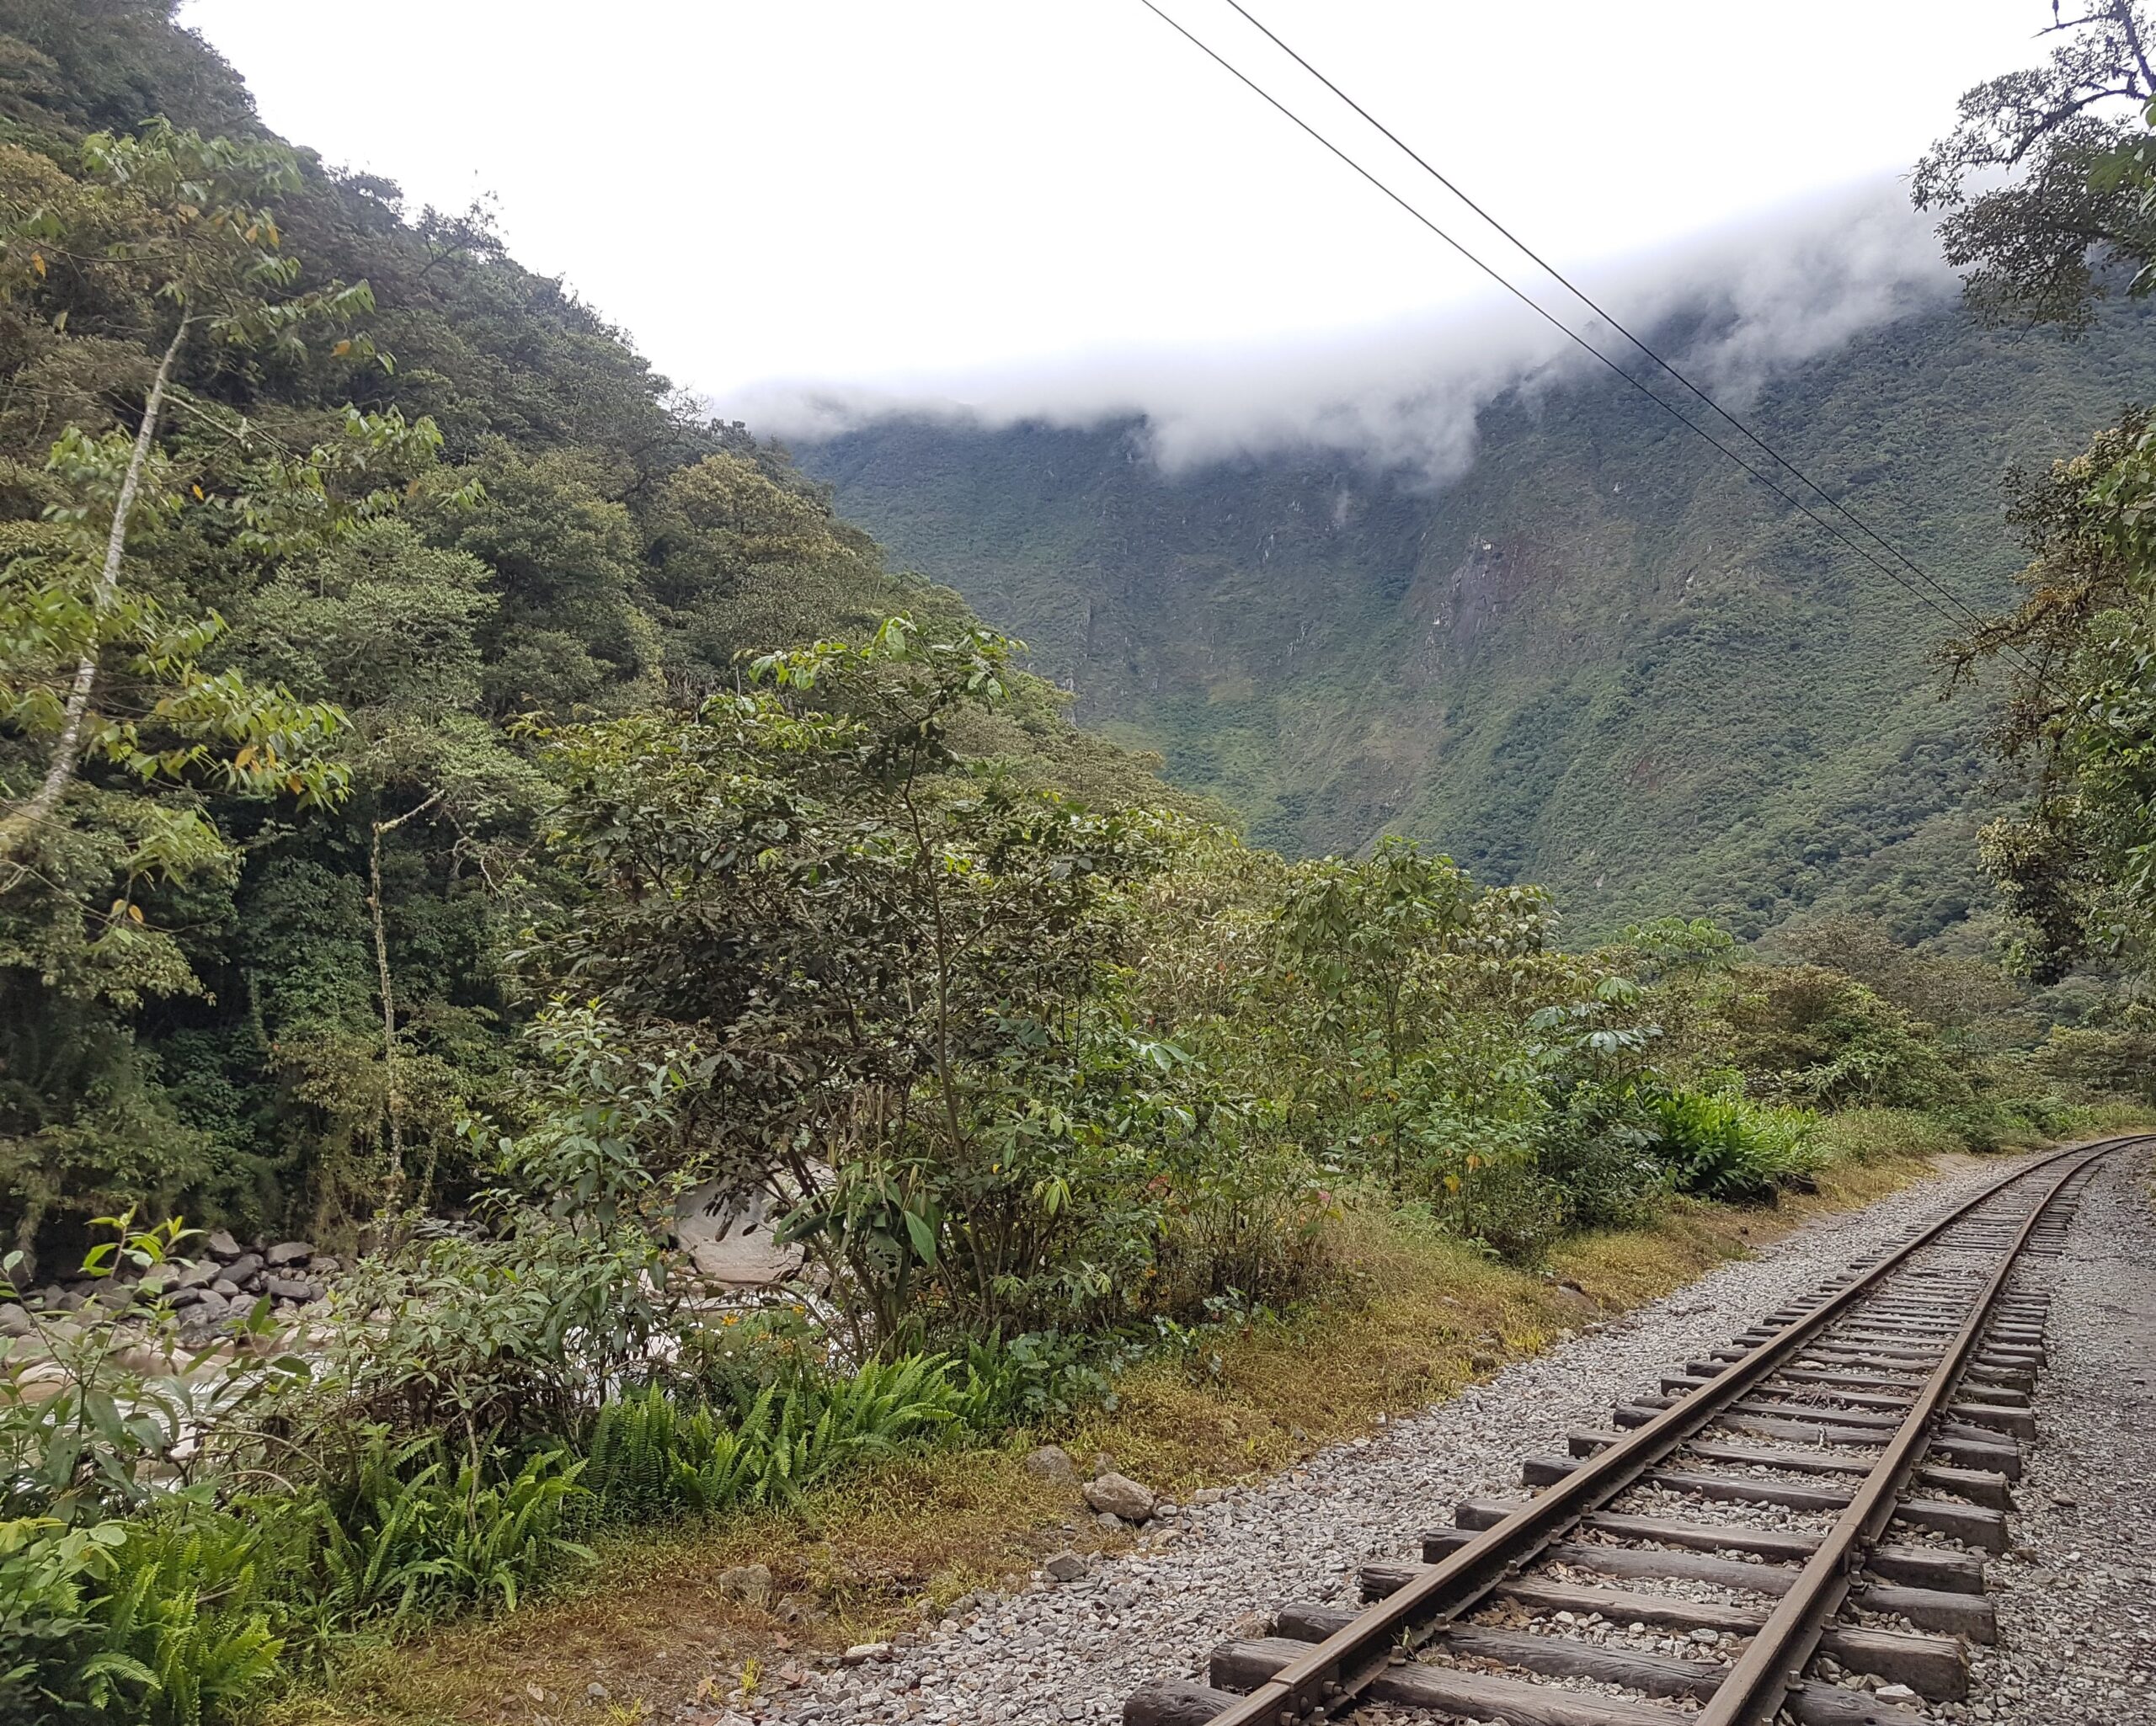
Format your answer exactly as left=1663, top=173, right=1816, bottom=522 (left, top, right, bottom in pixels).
left=0, top=0, right=1185, bottom=1274
left=0, top=5, right=2151, bottom=1723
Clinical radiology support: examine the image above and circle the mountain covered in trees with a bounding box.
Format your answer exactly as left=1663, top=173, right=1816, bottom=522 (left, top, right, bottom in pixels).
left=0, top=0, right=1182, bottom=1261
left=7, top=5, right=2156, bottom=1723
left=796, top=298, right=2156, bottom=944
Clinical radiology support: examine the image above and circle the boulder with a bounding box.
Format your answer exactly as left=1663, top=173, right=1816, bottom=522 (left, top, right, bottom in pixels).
left=222, top=1253, right=263, bottom=1286
left=265, top=1241, right=313, bottom=1269
left=1022, top=1445, right=1077, bottom=1486
left=1042, top=1550, right=1087, bottom=1581
left=675, top=1180, right=804, bottom=1287
left=1082, top=1473, right=1156, bottom=1522
left=205, top=1230, right=243, bottom=1261
left=183, top=1291, right=233, bottom=1329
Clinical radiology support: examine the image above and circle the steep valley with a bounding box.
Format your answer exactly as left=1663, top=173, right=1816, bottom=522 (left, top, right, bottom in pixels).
left=798, top=301, right=2156, bottom=941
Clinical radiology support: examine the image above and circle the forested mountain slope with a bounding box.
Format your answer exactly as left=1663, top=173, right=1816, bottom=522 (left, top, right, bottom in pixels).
left=798, top=301, right=2156, bottom=942
left=0, top=0, right=1180, bottom=1255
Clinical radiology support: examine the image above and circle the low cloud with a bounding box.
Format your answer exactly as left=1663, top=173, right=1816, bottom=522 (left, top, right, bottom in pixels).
left=725, top=178, right=1954, bottom=482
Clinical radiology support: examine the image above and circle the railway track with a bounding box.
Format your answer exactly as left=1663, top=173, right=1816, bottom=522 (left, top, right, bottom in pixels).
left=1123, top=1137, right=2147, bottom=1726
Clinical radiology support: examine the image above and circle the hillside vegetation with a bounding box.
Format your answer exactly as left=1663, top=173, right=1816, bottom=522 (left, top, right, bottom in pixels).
left=0, top=6, right=2152, bottom=1725
left=798, top=301, right=2156, bottom=943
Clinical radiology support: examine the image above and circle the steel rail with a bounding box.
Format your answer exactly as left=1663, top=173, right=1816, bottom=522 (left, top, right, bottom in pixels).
left=1694, top=1136, right=2118, bottom=1724
left=1201, top=1137, right=2143, bottom=1726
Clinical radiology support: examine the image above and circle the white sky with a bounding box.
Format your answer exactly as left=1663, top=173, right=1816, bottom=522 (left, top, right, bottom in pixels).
left=179, top=1, right=2057, bottom=412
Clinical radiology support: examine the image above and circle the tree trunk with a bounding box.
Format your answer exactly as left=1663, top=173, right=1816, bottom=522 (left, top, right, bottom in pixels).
left=370, top=789, right=445, bottom=1210
left=0, top=320, right=188, bottom=863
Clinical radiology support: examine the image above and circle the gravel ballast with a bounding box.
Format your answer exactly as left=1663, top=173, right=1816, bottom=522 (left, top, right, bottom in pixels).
left=1964, top=1144, right=2156, bottom=1726
left=731, top=1152, right=2084, bottom=1726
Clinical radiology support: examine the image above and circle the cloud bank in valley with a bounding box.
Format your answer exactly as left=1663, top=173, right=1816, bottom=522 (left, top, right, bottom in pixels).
left=723, top=178, right=1956, bottom=482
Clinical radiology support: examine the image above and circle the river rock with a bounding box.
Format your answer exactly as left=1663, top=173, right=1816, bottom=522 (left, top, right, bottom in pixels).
left=0, top=1303, right=30, bottom=1338
left=211, top=1278, right=240, bottom=1297
left=1082, top=1473, right=1155, bottom=1521
left=716, top=1562, right=772, bottom=1606
left=205, top=1230, right=243, bottom=1260
left=265, top=1241, right=313, bottom=1268
left=222, top=1252, right=263, bottom=1285
left=182, top=1291, right=232, bottom=1329
left=1022, top=1445, right=1077, bottom=1485
left=174, top=1259, right=221, bottom=1290
left=264, top=1276, right=318, bottom=1303
left=675, top=1180, right=803, bottom=1287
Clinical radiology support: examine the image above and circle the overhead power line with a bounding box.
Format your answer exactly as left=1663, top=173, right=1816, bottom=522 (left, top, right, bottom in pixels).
left=1132, top=0, right=2054, bottom=688
left=1214, top=0, right=2004, bottom=646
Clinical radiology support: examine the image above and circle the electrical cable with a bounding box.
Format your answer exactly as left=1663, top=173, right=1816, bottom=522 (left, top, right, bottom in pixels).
left=1134, top=0, right=2057, bottom=690
left=1215, top=0, right=2009, bottom=646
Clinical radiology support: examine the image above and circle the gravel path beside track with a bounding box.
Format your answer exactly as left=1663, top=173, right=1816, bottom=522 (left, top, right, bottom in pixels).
left=737, top=1153, right=2057, bottom=1726
left=1968, top=1143, right=2156, bottom=1726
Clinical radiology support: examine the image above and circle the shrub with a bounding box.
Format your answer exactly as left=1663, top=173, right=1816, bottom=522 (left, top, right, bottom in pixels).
left=1811, top=1107, right=1969, bottom=1165
left=293, top=1216, right=677, bottom=1454
left=1531, top=1084, right=1668, bottom=1233
left=1925, top=1099, right=2048, bottom=1153
left=1442, top=1154, right=1570, bottom=1265
left=1, top=1216, right=295, bottom=1521
left=953, top=1331, right=1120, bottom=1425
left=2074, top=1097, right=2156, bottom=1132
left=1729, top=966, right=1966, bottom=1110
left=0, top=1516, right=121, bottom=1720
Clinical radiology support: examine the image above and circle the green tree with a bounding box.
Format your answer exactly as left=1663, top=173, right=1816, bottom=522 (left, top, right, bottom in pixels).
left=1914, top=1, right=2156, bottom=328
left=0, top=120, right=376, bottom=859
left=1921, top=8, right=2156, bottom=987
left=517, top=617, right=1183, bottom=1346
left=1268, top=838, right=1550, bottom=1185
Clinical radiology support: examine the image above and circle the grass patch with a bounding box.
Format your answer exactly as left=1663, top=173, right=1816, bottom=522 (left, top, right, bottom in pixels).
left=275, top=1126, right=2107, bottom=1726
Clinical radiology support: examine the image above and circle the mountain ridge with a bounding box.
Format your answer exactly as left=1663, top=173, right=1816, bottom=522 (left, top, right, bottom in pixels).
left=794, top=296, right=2156, bottom=942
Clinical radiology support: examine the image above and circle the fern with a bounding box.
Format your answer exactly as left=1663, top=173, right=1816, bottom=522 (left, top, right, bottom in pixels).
left=76, top=1511, right=284, bottom=1726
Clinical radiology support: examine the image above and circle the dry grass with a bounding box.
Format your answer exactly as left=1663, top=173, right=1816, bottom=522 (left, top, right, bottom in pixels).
left=274, top=1137, right=1992, bottom=1726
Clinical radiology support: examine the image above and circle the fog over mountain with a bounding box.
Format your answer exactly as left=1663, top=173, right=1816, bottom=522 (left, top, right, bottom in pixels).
left=730, top=178, right=1956, bottom=482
